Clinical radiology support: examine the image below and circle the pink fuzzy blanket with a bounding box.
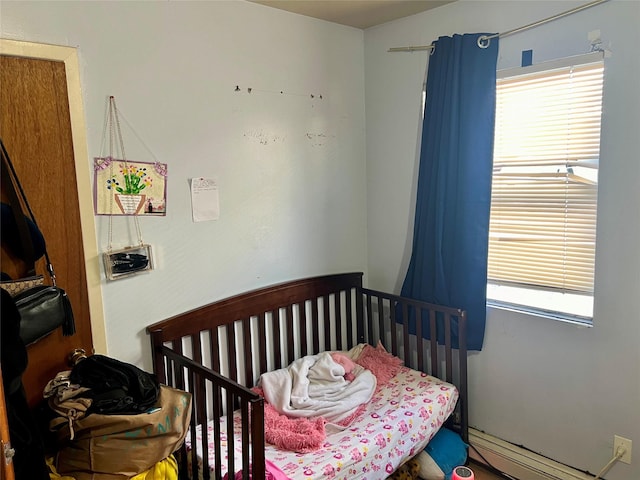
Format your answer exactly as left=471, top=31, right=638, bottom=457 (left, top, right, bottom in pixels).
left=253, top=386, right=325, bottom=452
left=355, top=341, right=403, bottom=389
left=253, top=387, right=365, bottom=453
left=252, top=387, right=365, bottom=453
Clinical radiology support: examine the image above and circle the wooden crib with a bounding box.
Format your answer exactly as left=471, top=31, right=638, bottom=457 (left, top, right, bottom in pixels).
left=146, top=272, right=467, bottom=480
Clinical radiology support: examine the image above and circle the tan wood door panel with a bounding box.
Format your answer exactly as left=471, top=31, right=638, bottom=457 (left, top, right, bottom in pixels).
left=1, top=54, right=94, bottom=407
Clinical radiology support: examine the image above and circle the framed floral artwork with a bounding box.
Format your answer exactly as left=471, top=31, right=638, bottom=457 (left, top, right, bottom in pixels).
left=94, top=157, right=167, bottom=216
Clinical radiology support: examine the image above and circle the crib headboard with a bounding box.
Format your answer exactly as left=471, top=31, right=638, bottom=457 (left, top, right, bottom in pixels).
left=146, top=272, right=468, bottom=443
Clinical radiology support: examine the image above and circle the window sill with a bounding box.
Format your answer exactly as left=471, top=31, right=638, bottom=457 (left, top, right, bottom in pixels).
left=487, top=300, right=593, bottom=327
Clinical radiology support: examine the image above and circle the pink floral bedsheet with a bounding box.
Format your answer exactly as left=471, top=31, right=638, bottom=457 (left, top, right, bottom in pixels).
left=188, top=366, right=458, bottom=480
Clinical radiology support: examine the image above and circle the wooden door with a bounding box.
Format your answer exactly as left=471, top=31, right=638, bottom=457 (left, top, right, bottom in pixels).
left=0, top=53, right=95, bottom=407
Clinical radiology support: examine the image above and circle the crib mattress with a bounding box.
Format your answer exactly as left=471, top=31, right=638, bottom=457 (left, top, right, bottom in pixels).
left=188, top=366, right=458, bottom=480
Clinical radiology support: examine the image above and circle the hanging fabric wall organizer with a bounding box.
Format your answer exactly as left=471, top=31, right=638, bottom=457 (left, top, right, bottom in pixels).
left=97, top=96, right=156, bottom=281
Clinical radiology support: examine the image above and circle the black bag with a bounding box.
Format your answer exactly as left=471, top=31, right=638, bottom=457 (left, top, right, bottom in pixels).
left=14, top=285, right=75, bottom=345
left=0, top=138, right=75, bottom=345
left=70, top=355, right=160, bottom=415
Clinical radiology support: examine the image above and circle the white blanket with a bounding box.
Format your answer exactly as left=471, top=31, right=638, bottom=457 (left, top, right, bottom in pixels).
left=258, top=352, right=376, bottom=424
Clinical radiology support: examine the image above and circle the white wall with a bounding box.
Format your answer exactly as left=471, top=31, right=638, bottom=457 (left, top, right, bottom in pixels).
left=365, top=1, right=639, bottom=479
left=1, top=1, right=367, bottom=368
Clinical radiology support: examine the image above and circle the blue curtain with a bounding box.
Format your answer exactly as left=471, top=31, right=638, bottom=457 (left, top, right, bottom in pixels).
left=400, top=33, right=499, bottom=351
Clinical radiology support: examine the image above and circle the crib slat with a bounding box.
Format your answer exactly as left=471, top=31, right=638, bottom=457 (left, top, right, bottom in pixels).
left=458, top=311, right=469, bottom=443
left=191, top=334, right=203, bottom=424
left=211, top=328, right=220, bottom=373
left=335, top=293, right=343, bottom=351
left=242, top=317, right=253, bottom=386
left=389, top=299, right=398, bottom=356
left=226, top=323, right=238, bottom=383
left=445, top=313, right=453, bottom=383
left=402, top=302, right=410, bottom=364
left=356, top=287, right=364, bottom=343
left=197, top=375, right=210, bottom=476
left=187, top=369, right=199, bottom=480
left=286, top=304, right=295, bottom=366
left=192, top=333, right=203, bottom=365
left=226, top=389, right=235, bottom=477
left=415, top=306, right=423, bottom=371
left=174, top=357, right=189, bottom=478
left=365, top=294, right=373, bottom=345
left=345, top=288, right=354, bottom=349
left=174, top=337, right=183, bottom=356
left=377, top=294, right=384, bottom=348
left=165, top=353, right=175, bottom=389
left=271, top=309, right=282, bottom=370
left=311, top=298, right=320, bottom=354
left=299, top=302, right=308, bottom=357
left=212, top=382, right=222, bottom=479
left=430, top=310, right=438, bottom=378
left=176, top=358, right=186, bottom=393
left=210, top=328, right=223, bottom=420
left=191, top=335, right=207, bottom=426
left=322, top=294, right=331, bottom=351
left=251, top=396, right=266, bottom=479
left=241, top=401, right=250, bottom=478
left=258, top=312, right=267, bottom=376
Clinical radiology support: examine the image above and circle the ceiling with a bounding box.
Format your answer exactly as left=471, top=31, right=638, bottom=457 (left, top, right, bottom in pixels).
left=250, top=0, right=456, bottom=29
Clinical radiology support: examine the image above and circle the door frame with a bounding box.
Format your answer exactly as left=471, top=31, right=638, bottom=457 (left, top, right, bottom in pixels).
left=0, top=38, right=107, bottom=353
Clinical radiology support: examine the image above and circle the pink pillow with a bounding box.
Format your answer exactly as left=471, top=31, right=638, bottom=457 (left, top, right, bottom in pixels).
left=355, top=341, right=403, bottom=386
left=331, top=352, right=356, bottom=381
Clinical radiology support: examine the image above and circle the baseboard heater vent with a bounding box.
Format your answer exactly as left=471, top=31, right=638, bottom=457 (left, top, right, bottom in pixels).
left=468, top=428, right=593, bottom=480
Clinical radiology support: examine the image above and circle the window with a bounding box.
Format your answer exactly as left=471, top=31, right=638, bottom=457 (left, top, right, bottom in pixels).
left=487, top=52, right=605, bottom=323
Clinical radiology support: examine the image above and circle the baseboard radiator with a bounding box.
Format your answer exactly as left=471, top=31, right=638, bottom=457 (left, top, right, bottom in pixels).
left=468, top=429, right=594, bottom=480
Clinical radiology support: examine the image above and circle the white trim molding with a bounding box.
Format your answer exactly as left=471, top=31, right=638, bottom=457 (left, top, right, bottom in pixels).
left=469, top=429, right=594, bottom=480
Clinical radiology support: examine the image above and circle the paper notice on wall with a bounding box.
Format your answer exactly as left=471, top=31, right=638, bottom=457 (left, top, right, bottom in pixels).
left=190, top=177, right=219, bottom=222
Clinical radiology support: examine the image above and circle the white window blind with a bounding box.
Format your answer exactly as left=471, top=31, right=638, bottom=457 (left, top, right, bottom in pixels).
left=488, top=54, right=604, bottom=301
